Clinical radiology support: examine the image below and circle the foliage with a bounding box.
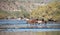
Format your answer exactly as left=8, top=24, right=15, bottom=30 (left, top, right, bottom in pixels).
left=48, top=1, right=60, bottom=21
left=0, top=9, right=10, bottom=19
left=30, top=1, right=60, bottom=21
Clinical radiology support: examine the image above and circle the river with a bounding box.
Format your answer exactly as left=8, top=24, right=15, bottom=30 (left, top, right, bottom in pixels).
left=0, top=19, right=60, bottom=32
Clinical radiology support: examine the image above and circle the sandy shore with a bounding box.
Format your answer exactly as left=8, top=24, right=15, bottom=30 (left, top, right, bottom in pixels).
left=0, top=31, right=60, bottom=35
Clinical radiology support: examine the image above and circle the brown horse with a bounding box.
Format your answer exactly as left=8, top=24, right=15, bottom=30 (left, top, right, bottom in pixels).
left=27, top=19, right=38, bottom=24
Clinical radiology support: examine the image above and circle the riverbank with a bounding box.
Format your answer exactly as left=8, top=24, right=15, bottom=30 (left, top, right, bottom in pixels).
left=0, top=31, right=60, bottom=35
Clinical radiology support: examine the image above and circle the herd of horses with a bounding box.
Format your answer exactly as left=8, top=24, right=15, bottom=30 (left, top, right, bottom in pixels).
left=27, top=19, right=47, bottom=24
left=26, top=19, right=56, bottom=24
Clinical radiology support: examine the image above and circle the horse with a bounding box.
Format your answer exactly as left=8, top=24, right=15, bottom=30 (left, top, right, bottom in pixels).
left=27, top=19, right=38, bottom=24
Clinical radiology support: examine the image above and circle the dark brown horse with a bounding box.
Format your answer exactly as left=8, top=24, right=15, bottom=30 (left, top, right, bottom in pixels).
left=27, top=19, right=38, bottom=24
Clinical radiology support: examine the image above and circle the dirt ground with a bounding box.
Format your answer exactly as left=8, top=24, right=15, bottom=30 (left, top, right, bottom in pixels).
left=0, top=31, right=60, bottom=35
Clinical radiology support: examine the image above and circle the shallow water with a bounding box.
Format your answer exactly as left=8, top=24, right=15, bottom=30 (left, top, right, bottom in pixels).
left=0, top=19, right=60, bottom=32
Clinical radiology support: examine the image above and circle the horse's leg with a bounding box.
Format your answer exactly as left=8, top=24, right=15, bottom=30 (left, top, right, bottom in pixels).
left=44, top=21, right=48, bottom=28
